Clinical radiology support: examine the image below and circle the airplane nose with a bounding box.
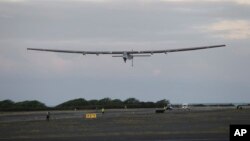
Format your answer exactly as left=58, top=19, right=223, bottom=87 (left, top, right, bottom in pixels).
left=123, top=57, right=127, bottom=63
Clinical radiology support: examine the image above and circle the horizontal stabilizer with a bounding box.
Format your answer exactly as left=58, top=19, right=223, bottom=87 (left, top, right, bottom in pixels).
left=132, top=55, right=151, bottom=57
left=112, top=55, right=123, bottom=57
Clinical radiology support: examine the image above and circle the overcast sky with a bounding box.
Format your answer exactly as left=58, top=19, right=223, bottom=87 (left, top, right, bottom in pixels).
left=0, top=0, right=250, bottom=106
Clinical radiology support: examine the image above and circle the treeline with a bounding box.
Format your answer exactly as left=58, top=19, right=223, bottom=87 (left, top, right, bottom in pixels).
left=0, top=98, right=170, bottom=111
left=0, top=100, right=47, bottom=111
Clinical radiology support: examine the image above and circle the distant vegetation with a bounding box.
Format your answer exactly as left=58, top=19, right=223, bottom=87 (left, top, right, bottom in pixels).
left=2, top=98, right=244, bottom=112
left=0, top=100, right=47, bottom=111
left=55, top=98, right=169, bottom=110
left=0, top=98, right=170, bottom=111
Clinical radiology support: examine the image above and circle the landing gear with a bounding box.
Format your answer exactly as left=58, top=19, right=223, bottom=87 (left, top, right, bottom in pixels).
left=132, top=57, right=133, bottom=67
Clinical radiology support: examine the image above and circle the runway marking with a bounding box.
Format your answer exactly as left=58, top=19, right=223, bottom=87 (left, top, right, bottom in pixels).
left=0, top=137, right=228, bottom=141
left=156, top=138, right=227, bottom=141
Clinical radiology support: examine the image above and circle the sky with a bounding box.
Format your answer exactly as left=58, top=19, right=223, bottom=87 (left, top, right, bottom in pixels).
left=0, top=0, right=250, bottom=106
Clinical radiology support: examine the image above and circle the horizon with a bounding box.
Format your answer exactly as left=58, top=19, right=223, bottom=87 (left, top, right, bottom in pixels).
left=1, top=98, right=249, bottom=107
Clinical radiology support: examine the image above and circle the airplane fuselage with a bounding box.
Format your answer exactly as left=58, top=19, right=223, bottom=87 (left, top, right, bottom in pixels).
left=123, top=52, right=133, bottom=63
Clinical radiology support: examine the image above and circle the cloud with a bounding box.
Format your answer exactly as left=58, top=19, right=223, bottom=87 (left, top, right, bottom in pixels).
left=159, top=0, right=250, bottom=5
left=0, top=56, right=16, bottom=73
left=1, top=0, right=250, bottom=104
left=199, top=20, right=250, bottom=40
left=1, top=0, right=250, bottom=5
left=152, top=69, right=162, bottom=76
left=236, top=0, right=250, bottom=4
left=32, top=54, right=73, bottom=73
left=0, top=0, right=110, bottom=3
left=0, top=45, right=74, bottom=76
left=0, top=0, right=27, bottom=2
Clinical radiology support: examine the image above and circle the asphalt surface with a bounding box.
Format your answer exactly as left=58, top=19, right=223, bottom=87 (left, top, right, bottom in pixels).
left=0, top=107, right=249, bottom=141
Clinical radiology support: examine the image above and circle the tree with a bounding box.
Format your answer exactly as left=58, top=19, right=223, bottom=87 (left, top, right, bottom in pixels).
left=15, top=100, right=47, bottom=110
left=124, top=98, right=140, bottom=104
left=98, top=97, right=112, bottom=105
left=88, top=99, right=98, bottom=105
left=112, top=99, right=122, bottom=104
left=56, top=98, right=88, bottom=109
left=0, top=100, right=15, bottom=109
left=156, top=99, right=170, bottom=107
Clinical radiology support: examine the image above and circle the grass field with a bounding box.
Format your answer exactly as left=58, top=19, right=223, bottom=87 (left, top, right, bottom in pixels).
left=0, top=108, right=249, bottom=141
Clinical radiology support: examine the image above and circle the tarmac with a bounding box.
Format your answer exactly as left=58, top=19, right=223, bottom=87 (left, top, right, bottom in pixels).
left=0, top=107, right=250, bottom=141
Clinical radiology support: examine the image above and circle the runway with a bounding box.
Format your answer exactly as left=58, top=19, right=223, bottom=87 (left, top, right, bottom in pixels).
left=0, top=107, right=249, bottom=141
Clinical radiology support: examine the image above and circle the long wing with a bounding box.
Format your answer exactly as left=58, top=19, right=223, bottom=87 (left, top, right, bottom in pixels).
left=27, top=44, right=226, bottom=55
